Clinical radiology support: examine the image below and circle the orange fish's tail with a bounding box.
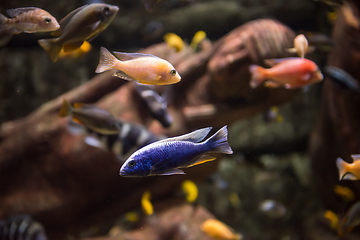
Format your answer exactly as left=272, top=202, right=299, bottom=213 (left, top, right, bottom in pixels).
left=249, top=65, right=267, bottom=88
left=336, top=158, right=354, bottom=180
left=59, top=99, right=72, bottom=117
left=38, top=38, right=62, bottom=62
left=95, top=47, right=118, bottom=73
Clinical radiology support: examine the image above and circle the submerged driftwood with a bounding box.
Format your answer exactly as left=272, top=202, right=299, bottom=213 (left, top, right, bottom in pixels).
left=0, top=19, right=297, bottom=239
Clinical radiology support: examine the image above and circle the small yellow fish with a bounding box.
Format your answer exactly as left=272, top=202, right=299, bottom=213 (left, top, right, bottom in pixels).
left=141, top=190, right=153, bottom=215
left=163, top=33, right=184, bottom=52
left=263, top=106, right=283, bottom=123
left=327, top=10, right=338, bottom=24
left=324, top=210, right=339, bottom=230
left=0, top=7, right=59, bottom=34
left=181, top=180, right=198, bottom=203
left=95, top=47, right=181, bottom=85
left=337, top=155, right=360, bottom=180
left=334, top=185, right=355, bottom=202
left=190, top=30, right=207, bottom=50
left=228, top=192, right=241, bottom=209
left=201, top=219, right=242, bottom=240
left=58, top=41, right=92, bottom=59
left=287, top=34, right=310, bottom=58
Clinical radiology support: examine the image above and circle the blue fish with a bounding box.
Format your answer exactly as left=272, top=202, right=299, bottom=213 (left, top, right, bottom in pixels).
left=119, top=125, right=233, bottom=177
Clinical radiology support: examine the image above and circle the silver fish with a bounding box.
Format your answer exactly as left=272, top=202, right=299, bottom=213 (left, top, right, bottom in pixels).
left=0, top=215, right=47, bottom=240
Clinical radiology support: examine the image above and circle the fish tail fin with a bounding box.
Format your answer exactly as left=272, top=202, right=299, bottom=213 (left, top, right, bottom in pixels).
left=249, top=65, right=267, bottom=88
left=205, top=125, right=233, bottom=154
left=0, top=13, right=8, bottom=28
left=59, top=99, right=72, bottom=117
left=336, top=157, right=349, bottom=180
left=38, top=38, right=62, bottom=62
left=95, top=47, right=118, bottom=73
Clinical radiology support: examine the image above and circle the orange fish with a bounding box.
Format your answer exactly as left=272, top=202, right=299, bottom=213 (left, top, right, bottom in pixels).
left=95, top=47, right=181, bottom=85
left=249, top=58, right=323, bottom=89
left=201, top=219, right=242, bottom=240
left=337, top=155, right=360, bottom=180
left=0, top=7, right=59, bottom=34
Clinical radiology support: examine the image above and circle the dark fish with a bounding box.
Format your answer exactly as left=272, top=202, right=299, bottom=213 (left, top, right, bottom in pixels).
left=0, top=7, right=59, bottom=34
left=59, top=99, right=121, bottom=135
left=67, top=118, right=162, bottom=161
left=135, top=83, right=173, bottom=128
left=119, top=126, right=233, bottom=177
left=339, top=201, right=360, bottom=237
left=38, top=3, right=119, bottom=62
left=0, top=215, right=47, bottom=240
left=325, top=66, right=360, bottom=93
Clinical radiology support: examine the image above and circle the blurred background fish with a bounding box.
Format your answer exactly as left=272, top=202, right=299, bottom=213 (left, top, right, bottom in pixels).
left=0, top=215, right=48, bottom=240
left=119, top=126, right=233, bottom=177
left=38, top=3, right=118, bottom=62
left=141, top=190, right=154, bottom=215
left=135, top=83, right=173, bottom=128
left=96, top=47, right=181, bottom=85
left=181, top=180, right=198, bottom=203
left=67, top=118, right=162, bottom=161
left=337, top=155, right=360, bottom=181
left=325, top=66, right=360, bottom=93
left=258, top=199, right=287, bottom=219
left=333, top=184, right=355, bottom=202
left=0, top=7, right=59, bottom=34
left=250, top=58, right=323, bottom=89
left=163, top=33, right=184, bottom=52
left=263, top=106, right=283, bottom=123
left=201, top=219, right=242, bottom=240
left=59, top=99, right=121, bottom=135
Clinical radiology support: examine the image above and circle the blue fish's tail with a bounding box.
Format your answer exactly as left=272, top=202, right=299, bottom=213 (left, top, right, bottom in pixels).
left=205, top=125, right=233, bottom=154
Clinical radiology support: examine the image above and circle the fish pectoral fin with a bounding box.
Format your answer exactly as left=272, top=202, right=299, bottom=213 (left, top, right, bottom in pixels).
left=342, top=172, right=358, bottom=181
left=88, top=20, right=101, bottom=31
left=301, top=73, right=311, bottom=81
left=286, top=48, right=297, bottom=53
left=156, top=127, right=213, bottom=143
left=186, top=155, right=216, bottom=168
left=113, top=71, right=137, bottom=82
left=113, top=51, right=160, bottom=61
left=158, top=169, right=185, bottom=176
left=63, top=41, right=84, bottom=52
left=6, top=7, right=40, bottom=17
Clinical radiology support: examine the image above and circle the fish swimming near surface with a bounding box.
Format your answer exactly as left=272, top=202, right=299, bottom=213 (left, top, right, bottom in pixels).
left=325, top=66, right=360, bottom=93
left=59, top=99, right=121, bottom=135
left=0, top=7, right=59, bottom=34
left=119, top=126, right=233, bottom=177
left=181, top=180, right=198, bottom=203
left=163, top=32, right=184, bottom=52
left=38, top=3, right=118, bottom=62
left=249, top=57, right=323, bottom=89
left=141, top=190, right=154, bottom=215
left=337, top=155, right=360, bottom=181
left=0, top=215, right=48, bottom=240
left=201, top=219, right=242, bottom=240
left=287, top=34, right=314, bottom=58
left=95, top=47, right=181, bottom=85
left=67, top=118, right=162, bottom=161
left=135, top=83, right=173, bottom=128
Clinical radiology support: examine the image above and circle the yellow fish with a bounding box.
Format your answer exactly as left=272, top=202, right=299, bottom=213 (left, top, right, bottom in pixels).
left=334, top=185, right=355, bottom=202
left=163, top=33, right=184, bottom=52
left=141, top=190, right=153, bottom=215
left=58, top=41, right=92, bottom=59
left=337, top=155, right=360, bottom=180
left=190, top=30, right=207, bottom=50
left=95, top=47, right=181, bottom=85
left=324, top=210, right=339, bottom=230
left=201, top=219, right=242, bottom=240
left=181, top=180, right=198, bottom=203
left=124, top=211, right=139, bottom=222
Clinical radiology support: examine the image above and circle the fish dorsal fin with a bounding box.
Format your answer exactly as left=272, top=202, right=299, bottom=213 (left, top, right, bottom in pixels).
left=113, top=51, right=160, bottom=61
left=113, top=71, right=136, bottom=82
left=59, top=5, right=87, bottom=26
left=186, top=155, right=216, bottom=168
left=6, top=7, right=40, bottom=17
left=157, top=169, right=185, bottom=176
left=342, top=172, right=358, bottom=181
left=157, top=127, right=212, bottom=143
left=351, top=154, right=360, bottom=162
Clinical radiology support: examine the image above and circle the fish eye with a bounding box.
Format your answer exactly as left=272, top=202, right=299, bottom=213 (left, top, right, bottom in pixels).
left=128, top=160, right=136, bottom=167
left=44, top=18, right=51, bottom=24
left=170, top=69, right=176, bottom=76
left=104, top=6, right=110, bottom=14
